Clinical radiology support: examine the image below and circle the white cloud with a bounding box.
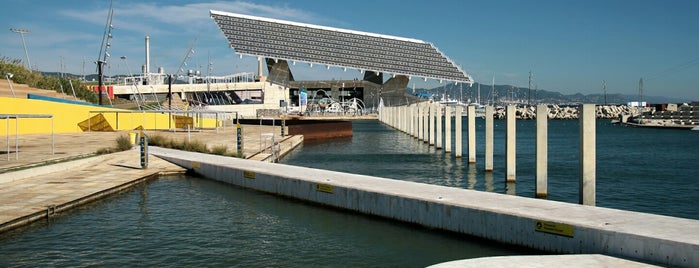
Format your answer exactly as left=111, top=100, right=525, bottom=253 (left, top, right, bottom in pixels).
left=58, top=1, right=327, bottom=36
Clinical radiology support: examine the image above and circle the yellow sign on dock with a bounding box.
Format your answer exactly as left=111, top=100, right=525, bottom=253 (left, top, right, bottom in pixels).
left=191, top=161, right=201, bottom=169
left=535, top=220, right=574, bottom=237
left=243, top=171, right=256, bottom=179
left=316, top=183, right=334, bottom=193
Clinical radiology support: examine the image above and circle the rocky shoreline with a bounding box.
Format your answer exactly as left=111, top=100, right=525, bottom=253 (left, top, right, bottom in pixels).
left=491, top=105, right=639, bottom=120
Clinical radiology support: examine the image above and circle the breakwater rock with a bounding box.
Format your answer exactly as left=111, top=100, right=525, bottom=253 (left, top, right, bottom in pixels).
left=491, top=105, right=636, bottom=120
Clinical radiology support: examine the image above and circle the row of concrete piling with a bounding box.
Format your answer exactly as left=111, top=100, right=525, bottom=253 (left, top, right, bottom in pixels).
left=378, top=102, right=596, bottom=206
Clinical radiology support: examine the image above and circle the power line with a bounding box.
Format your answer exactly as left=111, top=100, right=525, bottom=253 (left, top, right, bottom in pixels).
left=646, top=56, right=699, bottom=81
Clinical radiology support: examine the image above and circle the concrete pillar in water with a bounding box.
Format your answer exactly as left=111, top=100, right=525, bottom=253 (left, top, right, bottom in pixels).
left=415, top=105, right=420, bottom=138
left=485, top=106, right=494, bottom=171
left=436, top=104, right=443, bottom=149
left=418, top=105, right=424, bottom=141
left=429, top=104, right=435, bottom=146
left=506, top=105, right=516, bottom=182
left=423, top=104, right=429, bottom=143
left=445, top=106, right=452, bottom=153
left=536, top=104, right=548, bottom=199
left=579, top=104, right=596, bottom=206
left=455, top=106, right=463, bottom=158
left=395, top=106, right=399, bottom=130
left=396, top=107, right=400, bottom=130
left=410, top=106, right=414, bottom=136
left=400, top=106, right=405, bottom=132
left=410, top=106, right=416, bottom=137
left=468, top=105, right=476, bottom=163
left=404, top=106, right=409, bottom=133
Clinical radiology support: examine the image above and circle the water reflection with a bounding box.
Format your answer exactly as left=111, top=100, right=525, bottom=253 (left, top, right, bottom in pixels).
left=467, top=164, right=477, bottom=190
left=138, top=184, right=149, bottom=224
left=506, top=182, right=516, bottom=195
left=484, top=172, right=494, bottom=192
left=452, top=154, right=464, bottom=187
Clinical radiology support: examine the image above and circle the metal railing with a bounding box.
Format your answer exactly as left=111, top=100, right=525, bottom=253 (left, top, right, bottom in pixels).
left=1, top=114, right=54, bottom=160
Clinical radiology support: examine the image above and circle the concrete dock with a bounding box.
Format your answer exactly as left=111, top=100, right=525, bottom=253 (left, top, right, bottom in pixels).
left=0, top=149, right=184, bottom=233
left=0, top=126, right=303, bottom=233
left=152, top=147, right=698, bottom=267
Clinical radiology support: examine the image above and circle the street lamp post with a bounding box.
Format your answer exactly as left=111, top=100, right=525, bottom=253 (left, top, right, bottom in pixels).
left=97, top=60, right=105, bottom=106
left=5, top=73, right=16, bottom=97
left=10, top=28, right=31, bottom=72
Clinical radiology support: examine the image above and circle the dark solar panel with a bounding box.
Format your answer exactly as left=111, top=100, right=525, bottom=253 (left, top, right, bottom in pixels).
left=210, top=10, right=472, bottom=84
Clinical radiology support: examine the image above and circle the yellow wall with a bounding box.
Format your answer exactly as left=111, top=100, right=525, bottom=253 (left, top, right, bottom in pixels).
left=0, top=97, right=219, bottom=135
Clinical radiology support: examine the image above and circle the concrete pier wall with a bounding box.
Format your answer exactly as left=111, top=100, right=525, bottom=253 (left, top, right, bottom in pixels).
left=153, top=147, right=699, bottom=268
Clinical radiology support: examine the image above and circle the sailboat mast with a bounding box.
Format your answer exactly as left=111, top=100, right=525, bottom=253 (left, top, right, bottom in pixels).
left=528, top=71, right=532, bottom=106
left=477, top=83, right=481, bottom=104
left=491, top=75, right=495, bottom=106
left=207, top=51, right=211, bottom=93
left=602, top=80, right=607, bottom=105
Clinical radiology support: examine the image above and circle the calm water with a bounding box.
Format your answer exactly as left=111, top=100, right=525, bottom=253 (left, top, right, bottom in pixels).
left=0, top=176, right=530, bottom=267
left=281, top=119, right=699, bottom=220
left=1, top=118, right=696, bottom=266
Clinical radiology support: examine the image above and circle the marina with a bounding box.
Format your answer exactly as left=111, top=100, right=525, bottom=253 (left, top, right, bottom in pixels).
left=2, top=1, right=698, bottom=266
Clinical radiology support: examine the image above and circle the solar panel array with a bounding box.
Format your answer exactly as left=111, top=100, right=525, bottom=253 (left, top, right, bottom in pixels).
left=210, top=10, right=472, bottom=84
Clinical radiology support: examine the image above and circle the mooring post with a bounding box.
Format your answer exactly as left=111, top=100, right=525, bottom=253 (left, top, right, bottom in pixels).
left=455, top=106, right=463, bottom=158
left=485, top=106, right=494, bottom=171
left=398, top=106, right=402, bottom=131
left=408, top=105, right=414, bottom=137
left=139, top=132, right=149, bottom=169
left=406, top=106, right=410, bottom=134
left=418, top=105, right=424, bottom=141
left=404, top=105, right=409, bottom=133
left=281, top=115, right=286, bottom=137
left=536, top=104, right=548, bottom=199
left=445, top=106, right=452, bottom=153
left=423, top=104, right=429, bottom=143
left=413, top=105, right=418, bottom=138
left=394, top=106, right=398, bottom=129
left=506, top=105, right=516, bottom=182
left=468, top=105, right=476, bottom=163
left=236, top=120, right=243, bottom=155
left=436, top=104, right=443, bottom=149
left=429, top=104, right=435, bottom=146
left=579, top=104, right=596, bottom=206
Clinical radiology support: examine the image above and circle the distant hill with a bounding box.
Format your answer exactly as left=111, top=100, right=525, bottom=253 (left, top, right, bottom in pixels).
left=410, top=82, right=692, bottom=105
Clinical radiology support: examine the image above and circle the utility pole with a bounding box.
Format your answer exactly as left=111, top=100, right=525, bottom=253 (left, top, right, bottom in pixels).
left=10, top=28, right=31, bottom=72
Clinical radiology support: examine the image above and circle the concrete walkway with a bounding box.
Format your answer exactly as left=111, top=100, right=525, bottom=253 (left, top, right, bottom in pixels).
left=0, top=125, right=303, bottom=233
left=0, top=149, right=184, bottom=232
left=428, top=254, right=659, bottom=267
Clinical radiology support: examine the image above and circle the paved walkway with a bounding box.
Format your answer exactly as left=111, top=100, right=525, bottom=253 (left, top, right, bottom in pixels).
left=428, top=254, right=659, bottom=267
left=0, top=125, right=303, bottom=233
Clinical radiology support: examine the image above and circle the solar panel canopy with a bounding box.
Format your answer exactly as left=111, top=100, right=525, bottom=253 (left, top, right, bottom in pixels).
left=210, top=10, right=473, bottom=84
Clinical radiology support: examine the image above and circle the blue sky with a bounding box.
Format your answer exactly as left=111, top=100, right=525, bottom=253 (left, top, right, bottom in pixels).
left=1, top=0, right=698, bottom=100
